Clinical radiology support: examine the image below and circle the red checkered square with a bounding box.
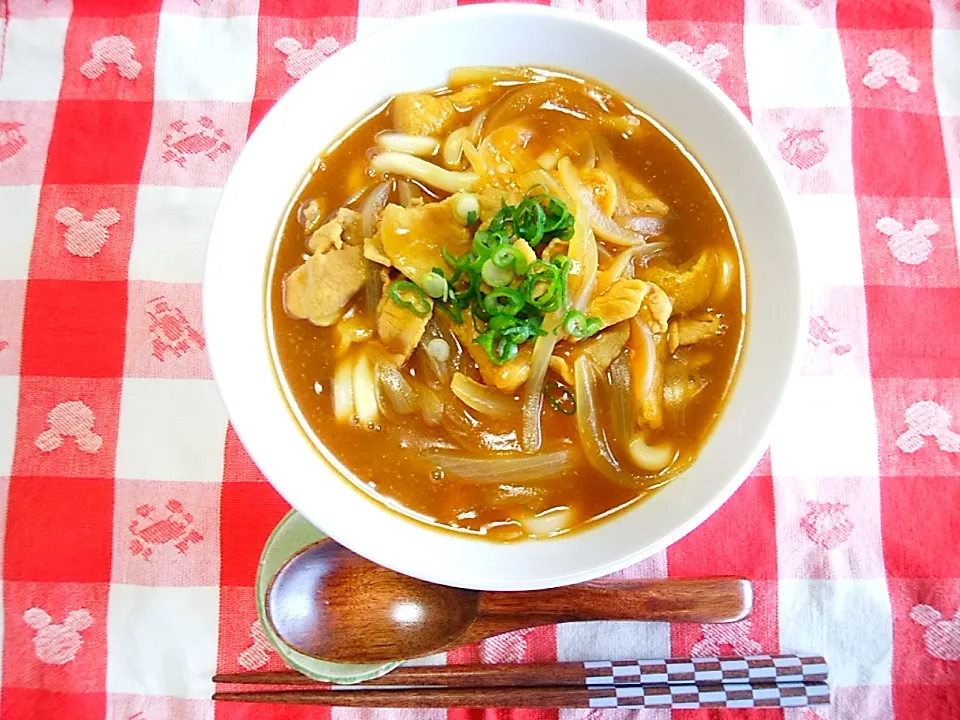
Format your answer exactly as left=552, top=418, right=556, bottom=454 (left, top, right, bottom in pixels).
left=0, top=101, right=57, bottom=186
left=894, top=685, right=960, bottom=720
left=111, top=479, right=220, bottom=586
left=851, top=107, right=951, bottom=197
left=4, top=476, right=113, bottom=582
left=858, top=195, right=959, bottom=287
left=647, top=0, right=744, bottom=24
left=837, top=0, right=933, bottom=30
left=108, top=693, right=213, bottom=720
left=124, top=281, right=210, bottom=379
left=44, top=100, right=153, bottom=185
left=219, top=482, right=290, bottom=587
left=882, top=477, right=960, bottom=578
left=70, top=0, right=163, bottom=17
left=214, top=697, right=331, bottom=720
left=260, top=0, right=359, bottom=17
left=162, top=0, right=259, bottom=17
left=889, top=579, right=960, bottom=688
left=648, top=22, right=749, bottom=110
left=19, top=279, right=128, bottom=378
left=873, top=378, right=960, bottom=478
left=0, top=688, right=106, bottom=720
left=667, top=474, right=778, bottom=580
left=670, top=581, right=780, bottom=658
left=753, top=107, right=854, bottom=195
left=222, top=425, right=268, bottom=483
left=0, top=280, right=26, bottom=376
left=775, top=475, right=885, bottom=580
left=59, top=14, right=159, bottom=101
left=11, top=376, right=121, bottom=479
left=6, top=0, right=71, bottom=18
left=745, top=0, right=836, bottom=27
left=30, top=183, right=138, bottom=281
left=803, top=286, right=870, bottom=377
left=2, top=581, right=108, bottom=692
left=253, top=15, right=358, bottom=102
left=840, top=29, right=938, bottom=113
left=141, top=101, right=248, bottom=187
left=865, top=286, right=960, bottom=378
left=247, top=98, right=277, bottom=136
left=217, top=585, right=287, bottom=675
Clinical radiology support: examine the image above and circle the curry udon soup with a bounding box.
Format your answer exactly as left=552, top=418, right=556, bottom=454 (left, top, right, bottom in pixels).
left=269, top=66, right=744, bottom=542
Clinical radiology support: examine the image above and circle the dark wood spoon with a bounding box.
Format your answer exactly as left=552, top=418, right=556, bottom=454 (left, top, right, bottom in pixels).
left=266, top=539, right=753, bottom=663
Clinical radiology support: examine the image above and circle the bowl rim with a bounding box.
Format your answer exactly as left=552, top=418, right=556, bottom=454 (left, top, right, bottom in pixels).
left=204, top=3, right=805, bottom=590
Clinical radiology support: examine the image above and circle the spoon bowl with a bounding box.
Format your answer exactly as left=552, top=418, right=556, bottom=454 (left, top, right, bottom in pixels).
left=267, top=539, right=753, bottom=664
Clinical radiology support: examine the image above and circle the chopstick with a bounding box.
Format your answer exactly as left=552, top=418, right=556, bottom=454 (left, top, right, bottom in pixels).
left=213, top=681, right=830, bottom=708
left=213, top=655, right=829, bottom=709
left=214, top=654, right=828, bottom=689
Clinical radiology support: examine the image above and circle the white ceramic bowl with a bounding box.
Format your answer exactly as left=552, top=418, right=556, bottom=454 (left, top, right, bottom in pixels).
left=204, top=4, right=802, bottom=591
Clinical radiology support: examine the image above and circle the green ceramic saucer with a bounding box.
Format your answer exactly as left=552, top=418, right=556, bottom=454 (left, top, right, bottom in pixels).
left=256, top=510, right=401, bottom=684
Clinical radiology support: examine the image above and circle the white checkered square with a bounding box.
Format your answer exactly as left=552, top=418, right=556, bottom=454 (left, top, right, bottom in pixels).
left=779, top=578, right=893, bottom=687
left=770, top=376, right=880, bottom=478
left=0, top=376, right=19, bottom=475
left=0, top=185, right=40, bottom=280
left=790, top=193, right=864, bottom=288
left=557, top=619, right=670, bottom=666
left=129, top=186, right=222, bottom=284
left=154, top=14, right=258, bottom=102
left=0, top=16, right=69, bottom=101
left=107, top=584, right=218, bottom=699
left=932, top=29, right=960, bottom=116
left=744, top=25, right=850, bottom=109
left=115, top=378, right=227, bottom=483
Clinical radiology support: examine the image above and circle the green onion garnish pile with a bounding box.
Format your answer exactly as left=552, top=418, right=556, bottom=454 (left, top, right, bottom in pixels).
left=390, top=187, right=602, bottom=365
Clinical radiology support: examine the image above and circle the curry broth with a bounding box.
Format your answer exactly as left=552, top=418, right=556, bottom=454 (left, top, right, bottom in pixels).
left=269, top=70, right=744, bottom=540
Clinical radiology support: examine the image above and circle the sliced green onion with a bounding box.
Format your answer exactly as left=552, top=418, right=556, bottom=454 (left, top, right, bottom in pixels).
left=483, top=288, right=525, bottom=316
left=545, top=381, right=576, bottom=415
left=563, top=309, right=602, bottom=338
left=452, top=192, right=480, bottom=225
left=492, top=245, right=528, bottom=274
left=474, top=331, right=519, bottom=366
left=389, top=280, right=432, bottom=316
left=513, top=198, right=547, bottom=245
left=419, top=271, right=448, bottom=299
left=481, top=258, right=514, bottom=288
left=450, top=266, right=479, bottom=304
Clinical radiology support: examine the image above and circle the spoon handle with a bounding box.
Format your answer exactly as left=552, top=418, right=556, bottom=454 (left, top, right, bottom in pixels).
left=479, top=577, right=752, bottom=624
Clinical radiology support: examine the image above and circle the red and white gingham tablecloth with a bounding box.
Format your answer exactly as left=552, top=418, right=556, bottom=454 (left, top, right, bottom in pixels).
left=1, top=0, right=959, bottom=718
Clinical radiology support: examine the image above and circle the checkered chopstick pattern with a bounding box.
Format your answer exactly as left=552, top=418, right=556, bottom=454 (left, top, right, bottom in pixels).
left=2, top=0, right=959, bottom=719
left=586, top=680, right=831, bottom=709
left=582, top=653, right=828, bottom=686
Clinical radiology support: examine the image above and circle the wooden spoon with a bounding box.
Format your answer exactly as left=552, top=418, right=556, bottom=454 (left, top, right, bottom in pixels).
left=267, top=539, right=753, bottom=663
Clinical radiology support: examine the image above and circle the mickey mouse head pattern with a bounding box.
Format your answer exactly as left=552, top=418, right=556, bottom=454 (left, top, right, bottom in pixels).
left=35, top=400, right=103, bottom=454
left=896, top=401, right=960, bottom=455
left=274, top=36, right=340, bottom=80
left=55, top=206, right=121, bottom=258
left=876, top=217, right=938, bottom=265
left=80, top=35, right=142, bottom=80
left=23, top=607, right=94, bottom=665
left=910, top=604, right=960, bottom=661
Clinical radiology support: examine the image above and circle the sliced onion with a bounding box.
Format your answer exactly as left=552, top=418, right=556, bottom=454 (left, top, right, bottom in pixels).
left=363, top=260, right=382, bottom=316
left=448, top=66, right=533, bottom=88
left=451, top=373, right=518, bottom=419
left=520, top=312, right=563, bottom=452
left=332, top=356, right=355, bottom=423
left=594, top=133, right=630, bottom=216
left=420, top=318, right=461, bottom=384
left=397, top=179, right=422, bottom=207
left=429, top=449, right=574, bottom=484
left=621, top=215, right=666, bottom=236
left=371, top=152, right=477, bottom=193
left=443, top=126, right=470, bottom=168
left=376, top=132, right=440, bottom=157
left=537, top=149, right=559, bottom=170
left=628, top=433, right=676, bottom=473
left=709, top=247, right=738, bottom=304
left=376, top=361, right=419, bottom=416
left=630, top=318, right=663, bottom=430
left=419, top=385, right=445, bottom=426
left=573, top=355, right=645, bottom=489
left=558, top=157, right=649, bottom=246
left=461, top=139, right=486, bottom=176
left=396, top=429, right=457, bottom=452
left=468, top=108, right=488, bottom=144
left=608, top=351, right=633, bottom=457
left=359, top=181, right=391, bottom=239
left=353, top=354, right=379, bottom=426
left=518, top=168, right=570, bottom=206
left=568, top=199, right=598, bottom=314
